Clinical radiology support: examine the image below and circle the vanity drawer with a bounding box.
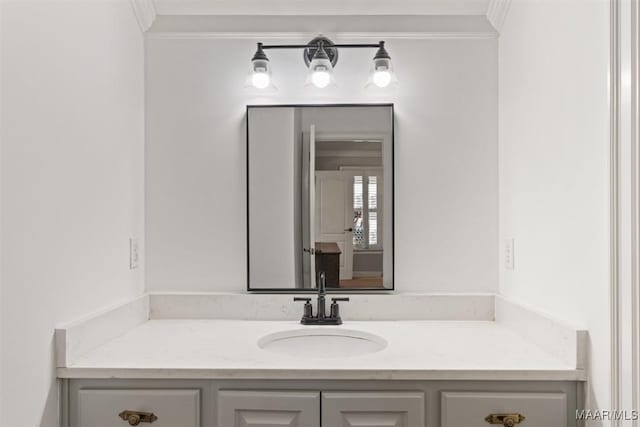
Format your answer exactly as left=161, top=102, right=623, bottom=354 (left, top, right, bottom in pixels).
left=322, top=391, right=425, bottom=427
left=218, top=390, right=320, bottom=427
left=441, top=392, right=566, bottom=427
left=73, top=389, right=200, bottom=427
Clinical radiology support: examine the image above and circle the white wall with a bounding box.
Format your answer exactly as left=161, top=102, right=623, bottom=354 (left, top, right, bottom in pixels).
left=498, top=0, right=610, bottom=421
left=0, top=1, right=145, bottom=425
left=248, top=107, right=298, bottom=287
left=145, top=37, right=498, bottom=293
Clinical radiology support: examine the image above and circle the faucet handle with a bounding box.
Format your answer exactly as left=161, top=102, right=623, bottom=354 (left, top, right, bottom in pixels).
left=294, top=297, right=313, bottom=319
left=329, top=297, right=348, bottom=324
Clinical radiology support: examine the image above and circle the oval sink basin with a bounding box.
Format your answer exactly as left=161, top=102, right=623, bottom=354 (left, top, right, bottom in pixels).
left=258, top=328, right=387, bottom=358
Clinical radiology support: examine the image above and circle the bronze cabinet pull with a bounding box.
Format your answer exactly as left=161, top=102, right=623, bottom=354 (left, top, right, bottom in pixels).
left=118, top=410, right=158, bottom=426
left=485, top=413, right=526, bottom=427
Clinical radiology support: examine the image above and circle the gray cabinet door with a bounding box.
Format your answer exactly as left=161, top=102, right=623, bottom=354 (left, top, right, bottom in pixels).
left=441, top=392, right=567, bottom=427
left=218, top=390, right=320, bottom=427
left=74, top=389, right=200, bottom=427
left=322, top=391, right=425, bottom=427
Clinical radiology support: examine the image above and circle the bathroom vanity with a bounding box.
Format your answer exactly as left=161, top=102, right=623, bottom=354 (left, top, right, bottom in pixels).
left=56, top=294, right=586, bottom=427
left=56, top=105, right=585, bottom=427
left=65, top=378, right=576, bottom=427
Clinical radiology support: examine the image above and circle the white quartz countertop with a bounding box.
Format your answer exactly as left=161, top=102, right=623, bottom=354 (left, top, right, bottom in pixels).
left=57, top=319, right=585, bottom=381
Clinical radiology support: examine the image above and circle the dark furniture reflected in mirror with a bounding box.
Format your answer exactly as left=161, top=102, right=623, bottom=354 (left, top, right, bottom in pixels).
left=247, top=104, right=394, bottom=291
left=315, top=242, right=341, bottom=288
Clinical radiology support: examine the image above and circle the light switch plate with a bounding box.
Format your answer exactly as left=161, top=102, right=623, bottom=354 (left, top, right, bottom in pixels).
left=504, top=238, right=514, bottom=270
left=129, top=238, right=139, bottom=270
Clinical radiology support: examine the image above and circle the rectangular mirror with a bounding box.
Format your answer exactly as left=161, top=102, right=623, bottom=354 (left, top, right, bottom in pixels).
left=247, top=104, right=394, bottom=291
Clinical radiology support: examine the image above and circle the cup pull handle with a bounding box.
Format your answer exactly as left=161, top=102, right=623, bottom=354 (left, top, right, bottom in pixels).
left=485, top=413, right=525, bottom=427
left=119, top=410, right=158, bottom=425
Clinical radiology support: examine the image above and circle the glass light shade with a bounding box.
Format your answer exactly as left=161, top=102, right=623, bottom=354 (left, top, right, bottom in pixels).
left=252, top=69, right=270, bottom=89
left=246, top=58, right=276, bottom=90
left=367, top=57, right=397, bottom=88
left=306, top=57, right=335, bottom=89
left=373, top=70, right=392, bottom=87
left=311, top=70, right=331, bottom=88
left=251, top=72, right=270, bottom=89
left=246, top=43, right=276, bottom=90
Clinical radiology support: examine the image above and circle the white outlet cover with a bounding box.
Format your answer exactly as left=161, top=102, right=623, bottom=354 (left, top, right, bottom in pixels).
left=504, top=238, right=514, bottom=270
left=129, top=238, right=139, bottom=270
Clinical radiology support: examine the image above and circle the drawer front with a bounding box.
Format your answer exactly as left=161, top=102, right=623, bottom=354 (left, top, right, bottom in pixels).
left=322, top=391, right=425, bottom=427
left=218, top=390, right=320, bottom=427
left=441, top=392, right=566, bottom=427
left=74, top=389, right=200, bottom=427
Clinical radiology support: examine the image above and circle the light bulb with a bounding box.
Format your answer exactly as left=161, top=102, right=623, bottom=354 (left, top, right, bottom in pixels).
left=247, top=43, right=274, bottom=90
left=251, top=72, right=270, bottom=89
left=368, top=41, right=395, bottom=89
left=306, top=40, right=334, bottom=89
left=311, top=70, right=331, bottom=88
left=372, top=70, right=392, bottom=88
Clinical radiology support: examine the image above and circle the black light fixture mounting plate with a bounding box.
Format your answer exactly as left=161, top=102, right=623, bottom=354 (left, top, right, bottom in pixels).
left=303, top=36, right=338, bottom=67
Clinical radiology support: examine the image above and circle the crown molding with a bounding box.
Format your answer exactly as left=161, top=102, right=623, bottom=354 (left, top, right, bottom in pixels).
left=152, top=0, right=491, bottom=16
left=130, top=0, right=157, bottom=32
left=145, top=31, right=497, bottom=40
left=146, top=14, right=497, bottom=38
left=486, top=0, right=511, bottom=33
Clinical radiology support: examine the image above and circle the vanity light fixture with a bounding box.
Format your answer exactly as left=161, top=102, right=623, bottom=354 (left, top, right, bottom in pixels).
left=248, top=42, right=273, bottom=89
left=368, top=41, right=396, bottom=88
left=248, top=36, right=395, bottom=89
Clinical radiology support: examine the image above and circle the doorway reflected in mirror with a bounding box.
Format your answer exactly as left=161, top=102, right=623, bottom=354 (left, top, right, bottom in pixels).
left=315, top=140, right=384, bottom=289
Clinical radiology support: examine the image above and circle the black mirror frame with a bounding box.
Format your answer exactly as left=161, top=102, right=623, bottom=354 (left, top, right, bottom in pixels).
left=246, top=103, right=395, bottom=293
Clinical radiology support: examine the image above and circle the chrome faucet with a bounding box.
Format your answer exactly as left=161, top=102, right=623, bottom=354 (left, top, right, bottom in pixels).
left=294, top=271, right=349, bottom=325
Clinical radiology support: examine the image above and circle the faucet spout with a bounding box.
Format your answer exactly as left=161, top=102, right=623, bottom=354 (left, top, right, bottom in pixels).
left=317, top=271, right=327, bottom=319
left=318, top=271, right=326, bottom=295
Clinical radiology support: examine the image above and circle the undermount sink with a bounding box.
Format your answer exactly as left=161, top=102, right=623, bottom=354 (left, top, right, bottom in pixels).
left=258, top=328, right=387, bottom=358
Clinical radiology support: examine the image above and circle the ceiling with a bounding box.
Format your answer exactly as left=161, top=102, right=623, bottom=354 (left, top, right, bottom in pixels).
left=152, top=0, right=493, bottom=16
left=134, top=0, right=509, bottom=35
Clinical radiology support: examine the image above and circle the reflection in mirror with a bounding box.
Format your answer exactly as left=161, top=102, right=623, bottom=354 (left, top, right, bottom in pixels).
left=248, top=105, right=393, bottom=291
